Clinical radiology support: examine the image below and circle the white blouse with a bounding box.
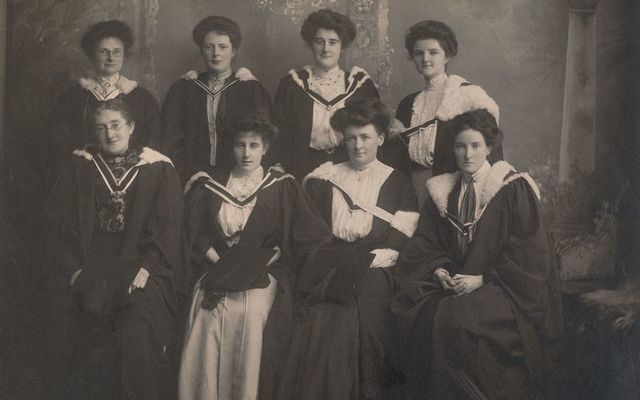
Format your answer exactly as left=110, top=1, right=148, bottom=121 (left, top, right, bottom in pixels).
left=408, top=73, right=448, bottom=167
left=206, top=69, right=233, bottom=166
left=331, top=160, right=393, bottom=242
left=217, top=167, right=263, bottom=244
left=308, top=66, right=346, bottom=151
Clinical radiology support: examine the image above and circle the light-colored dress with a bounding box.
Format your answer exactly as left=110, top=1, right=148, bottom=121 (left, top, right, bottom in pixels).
left=178, top=167, right=278, bottom=400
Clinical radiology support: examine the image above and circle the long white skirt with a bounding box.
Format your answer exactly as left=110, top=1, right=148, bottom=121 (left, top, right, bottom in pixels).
left=178, top=274, right=278, bottom=400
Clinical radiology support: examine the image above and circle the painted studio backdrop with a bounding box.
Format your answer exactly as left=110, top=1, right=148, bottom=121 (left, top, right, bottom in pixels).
left=1, top=0, right=639, bottom=399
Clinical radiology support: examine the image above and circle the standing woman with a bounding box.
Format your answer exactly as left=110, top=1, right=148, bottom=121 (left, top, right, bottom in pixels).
left=279, top=99, right=418, bottom=400
left=275, top=8, right=380, bottom=181
left=161, top=16, right=274, bottom=183
left=44, top=99, right=183, bottom=400
left=392, top=110, right=563, bottom=400
left=382, top=20, right=501, bottom=207
left=178, top=119, right=333, bottom=400
left=46, top=20, right=161, bottom=175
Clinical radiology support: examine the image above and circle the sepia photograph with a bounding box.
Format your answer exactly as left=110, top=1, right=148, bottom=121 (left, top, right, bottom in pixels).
left=0, top=0, right=638, bottom=399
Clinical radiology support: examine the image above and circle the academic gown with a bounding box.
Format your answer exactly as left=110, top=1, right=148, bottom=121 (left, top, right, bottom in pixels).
left=42, top=147, right=184, bottom=400
left=392, top=161, right=563, bottom=400
left=380, top=75, right=503, bottom=178
left=45, top=80, right=161, bottom=174
left=279, top=162, right=419, bottom=400
left=274, top=67, right=380, bottom=181
left=179, top=166, right=333, bottom=400
left=161, top=71, right=274, bottom=183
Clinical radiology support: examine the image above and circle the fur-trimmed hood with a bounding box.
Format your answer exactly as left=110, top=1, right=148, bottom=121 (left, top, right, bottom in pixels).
left=72, top=146, right=173, bottom=166
left=79, top=75, right=138, bottom=95
left=435, top=75, right=499, bottom=124
left=288, top=65, right=371, bottom=91
left=426, top=160, right=540, bottom=217
left=180, top=67, right=257, bottom=82
left=302, top=161, right=337, bottom=187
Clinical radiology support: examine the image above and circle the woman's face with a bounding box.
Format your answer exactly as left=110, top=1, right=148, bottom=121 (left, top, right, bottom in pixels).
left=412, top=38, right=448, bottom=80
left=201, top=31, right=235, bottom=74
left=345, top=123, right=383, bottom=168
left=311, top=28, right=342, bottom=72
left=454, top=128, right=492, bottom=175
left=233, top=131, right=268, bottom=174
left=94, top=109, right=134, bottom=156
left=94, top=37, right=125, bottom=77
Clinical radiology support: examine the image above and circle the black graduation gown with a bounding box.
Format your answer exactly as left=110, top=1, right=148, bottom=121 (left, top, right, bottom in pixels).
left=392, top=162, right=563, bottom=400
left=274, top=67, right=380, bottom=181
left=43, top=149, right=184, bottom=400
left=279, top=165, right=418, bottom=400
left=45, top=82, right=161, bottom=173
left=380, top=80, right=503, bottom=177
left=161, top=72, right=274, bottom=183
left=183, top=166, right=333, bottom=400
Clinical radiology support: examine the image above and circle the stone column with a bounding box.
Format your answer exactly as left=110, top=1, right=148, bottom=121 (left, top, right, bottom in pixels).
left=559, top=0, right=599, bottom=182
left=0, top=0, right=6, bottom=173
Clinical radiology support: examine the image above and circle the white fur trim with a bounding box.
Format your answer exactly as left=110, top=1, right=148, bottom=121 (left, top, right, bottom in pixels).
left=78, top=77, right=95, bottom=90
left=426, top=171, right=460, bottom=217
left=72, top=148, right=93, bottom=161
left=436, top=75, right=499, bottom=124
left=289, top=65, right=371, bottom=91
left=235, top=67, right=257, bottom=82
left=302, top=161, right=336, bottom=187
left=369, top=248, right=399, bottom=269
left=390, top=211, right=420, bottom=237
left=78, top=76, right=137, bottom=95
left=181, top=70, right=199, bottom=80
left=139, top=147, right=173, bottom=166
left=426, top=161, right=518, bottom=216
left=504, top=172, right=541, bottom=201
left=184, top=171, right=213, bottom=194
left=116, top=76, right=137, bottom=94
left=478, top=161, right=515, bottom=207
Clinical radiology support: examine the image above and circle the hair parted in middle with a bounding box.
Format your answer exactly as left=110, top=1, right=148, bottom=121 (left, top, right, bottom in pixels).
left=300, top=8, right=357, bottom=48
left=330, top=98, right=391, bottom=137
left=93, top=98, right=134, bottom=125
left=449, top=109, right=503, bottom=148
left=229, top=118, right=279, bottom=147
left=192, top=16, right=242, bottom=49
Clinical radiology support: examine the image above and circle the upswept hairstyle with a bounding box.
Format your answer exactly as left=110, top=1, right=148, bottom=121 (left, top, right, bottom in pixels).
left=300, top=8, right=357, bottom=48
left=330, top=98, right=390, bottom=137
left=93, top=98, right=134, bottom=125
left=81, top=20, right=134, bottom=59
left=229, top=118, right=279, bottom=147
left=192, top=16, right=242, bottom=49
left=405, top=20, right=458, bottom=58
left=449, top=109, right=503, bottom=148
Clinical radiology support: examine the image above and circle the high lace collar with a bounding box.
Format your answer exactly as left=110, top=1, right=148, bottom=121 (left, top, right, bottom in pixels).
left=312, top=65, right=343, bottom=80
left=208, top=68, right=233, bottom=82
left=425, top=73, right=448, bottom=91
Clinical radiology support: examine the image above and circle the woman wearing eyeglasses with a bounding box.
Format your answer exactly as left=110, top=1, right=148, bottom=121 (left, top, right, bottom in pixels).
left=45, top=20, right=162, bottom=179
left=43, top=99, right=183, bottom=400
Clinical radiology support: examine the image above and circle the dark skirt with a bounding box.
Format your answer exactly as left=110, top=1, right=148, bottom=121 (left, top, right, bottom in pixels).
left=280, top=267, right=395, bottom=400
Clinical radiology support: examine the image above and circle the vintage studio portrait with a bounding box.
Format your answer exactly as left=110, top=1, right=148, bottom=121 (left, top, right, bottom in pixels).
left=0, top=0, right=639, bottom=399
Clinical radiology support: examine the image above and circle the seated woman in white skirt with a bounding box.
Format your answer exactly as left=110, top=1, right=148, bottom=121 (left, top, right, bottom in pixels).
left=178, top=118, right=333, bottom=400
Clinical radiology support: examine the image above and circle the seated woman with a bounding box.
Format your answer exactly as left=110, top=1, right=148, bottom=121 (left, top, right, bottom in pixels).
left=392, top=109, right=563, bottom=400
left=161, top=16, right=274, bottom=183
left=380, top=20, right=501, bottom=207
left=275, top=8, right=380, bottom=181
left=43, top=99, right=183, bottom=400
left=46, top=20, right=161, bottom=177
left=178, top=119, right=333, bottom=400
left=279, top=99, right=419, bottom=400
